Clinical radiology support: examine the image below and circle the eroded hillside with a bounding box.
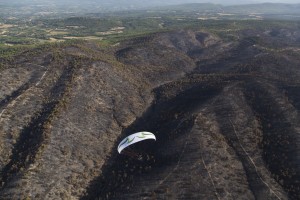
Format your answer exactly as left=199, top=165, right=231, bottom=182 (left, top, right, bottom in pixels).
left=0, top=28, right=300, bottom=199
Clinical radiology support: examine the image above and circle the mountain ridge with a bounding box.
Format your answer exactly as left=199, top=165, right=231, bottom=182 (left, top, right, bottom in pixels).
left=0, top=27, right=300, bottom=199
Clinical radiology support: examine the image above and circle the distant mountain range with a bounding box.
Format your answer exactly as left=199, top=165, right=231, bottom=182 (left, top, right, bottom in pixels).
left=1, top=1, right=300, bottom=15
left=156, top=3, right=300, bottom=14
left=1, top=0, right=300, bottom=8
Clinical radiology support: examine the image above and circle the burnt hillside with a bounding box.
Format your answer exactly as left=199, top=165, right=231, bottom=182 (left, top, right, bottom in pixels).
left=0, top=29, right=300, bottom=199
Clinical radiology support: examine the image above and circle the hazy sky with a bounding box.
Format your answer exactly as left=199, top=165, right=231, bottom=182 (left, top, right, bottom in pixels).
left=1, top=0, right=300, bottom=10
left=206, top=0, right=300, bottom=4
left=253, top=0, right=300, bottom=3
left=1, top=0, right=300, bottom=4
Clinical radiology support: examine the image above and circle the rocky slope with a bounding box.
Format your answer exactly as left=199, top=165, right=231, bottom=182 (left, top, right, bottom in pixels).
left=0, top=29, right=300, bottom=199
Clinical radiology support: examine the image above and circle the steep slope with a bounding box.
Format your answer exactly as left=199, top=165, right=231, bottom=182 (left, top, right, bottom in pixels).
left=0, top=29, right=300, bottom=199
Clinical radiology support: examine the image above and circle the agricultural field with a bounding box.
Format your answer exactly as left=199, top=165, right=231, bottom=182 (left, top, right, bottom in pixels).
left=1, top=2, right=300, bottom=47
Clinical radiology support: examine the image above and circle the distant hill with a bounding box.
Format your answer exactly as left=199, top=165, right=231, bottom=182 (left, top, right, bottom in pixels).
left=155, top=3, right=300, bottom=15
left=2, top=0, right=299, bottom=10
left=152, top=3, right=223, bottom=12
left=1, top=1, right=300, bottom=15
left=225, top=3, right=300, bottom=14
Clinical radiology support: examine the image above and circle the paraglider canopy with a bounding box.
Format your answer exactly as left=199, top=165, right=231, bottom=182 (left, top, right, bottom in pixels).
left=117, top=131, right=156, bottom=154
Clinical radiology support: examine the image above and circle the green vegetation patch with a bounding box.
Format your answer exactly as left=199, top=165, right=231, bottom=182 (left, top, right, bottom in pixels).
left=0, top=9, right=299, bottom=50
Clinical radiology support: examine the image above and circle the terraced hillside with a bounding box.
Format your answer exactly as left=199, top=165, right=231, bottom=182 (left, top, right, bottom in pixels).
left=0, top=28, right=300, bottom=199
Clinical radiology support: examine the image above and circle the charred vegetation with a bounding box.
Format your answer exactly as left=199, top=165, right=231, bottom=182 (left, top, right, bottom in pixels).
left=0, top=25, right=299, bottom=199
